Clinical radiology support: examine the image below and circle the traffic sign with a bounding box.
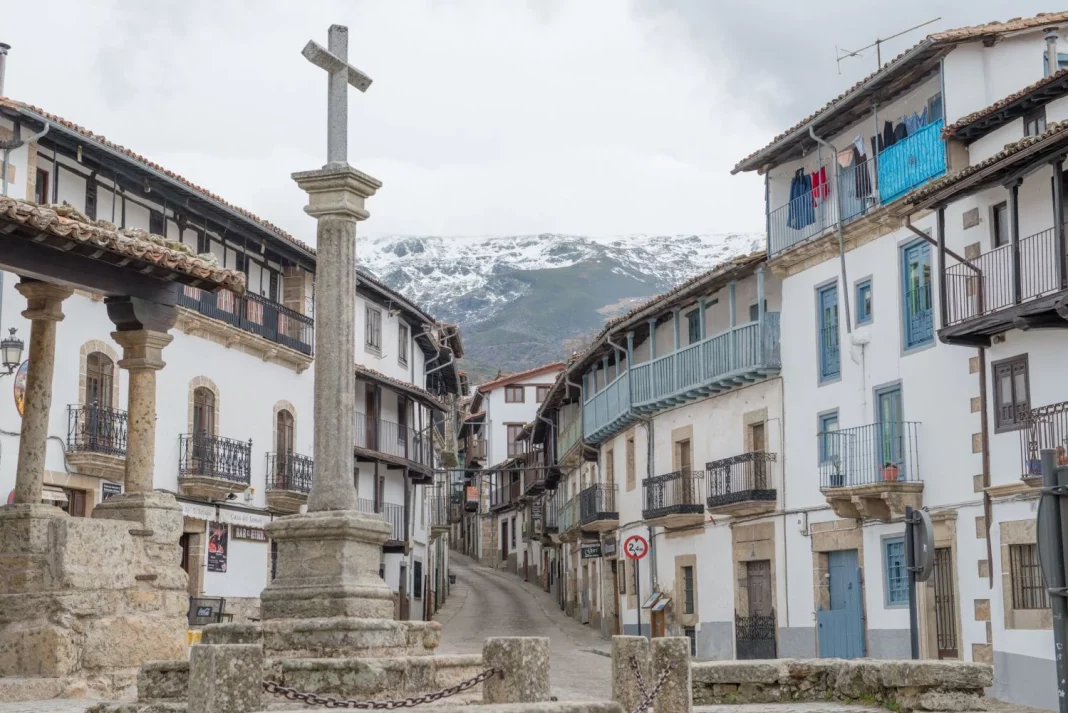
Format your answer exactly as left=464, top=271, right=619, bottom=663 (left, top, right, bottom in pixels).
left=624, top=534, right=649, bottom=560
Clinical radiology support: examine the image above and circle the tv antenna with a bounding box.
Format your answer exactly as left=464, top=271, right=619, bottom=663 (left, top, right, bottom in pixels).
left=836, top=17, right=941, bottom=74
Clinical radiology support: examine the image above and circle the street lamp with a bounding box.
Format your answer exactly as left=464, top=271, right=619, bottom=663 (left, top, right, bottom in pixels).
left=1, top=327, right=24, bottom=377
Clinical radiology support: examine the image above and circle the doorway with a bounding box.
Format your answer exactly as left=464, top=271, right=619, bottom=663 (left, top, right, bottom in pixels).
left=931, top=547, right=959, bottom=658
left=501, top=520, right=508, bottom=567
left=751, top=422, right=767, bottom=486
left=736, top=560, right=776, bottom=659
left=364, top=384, right=378, bottom=450
left=875, top=384, right=904, bottom=478
left=817, top=549, right=865, bottom=659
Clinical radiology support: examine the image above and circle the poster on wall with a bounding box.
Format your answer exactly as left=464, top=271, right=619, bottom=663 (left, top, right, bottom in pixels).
left=13, top=360, right=29, bottom=417
left=207, top=521, right=228, bottom=573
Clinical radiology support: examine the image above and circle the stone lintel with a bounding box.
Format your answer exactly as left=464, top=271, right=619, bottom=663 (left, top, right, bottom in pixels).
left=15, top=280, right=73, bottom=321
left=292, top=164, right=382, bottom=221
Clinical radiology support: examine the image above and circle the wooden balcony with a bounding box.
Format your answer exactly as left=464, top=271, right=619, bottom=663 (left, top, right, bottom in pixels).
left=489, top=479, right=521, bottom=512
left=556, top=415, right=583, bottom=466
left=265, top=451, right=312, bottom=513
left=706, top=451, right=777, bottom=517
left=642, top=470, right=705, bottom=528
left=178, top=433, right=252, bottom=500
left=818, top=422, right=923, bottom=522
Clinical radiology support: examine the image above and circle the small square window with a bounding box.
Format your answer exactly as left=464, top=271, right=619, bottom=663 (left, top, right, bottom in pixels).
left=505, top=386, right=524, bottom=403
left=884, top=537, right=908, bottom=606
left=34, top=168, right=49, bottom=204
left=993, top=355, right=1030, bottom=432
left=1024, top=106, right=1047, bottom=137
left=682, top=565, right=695, bottom=615
left=818, top=411, right=839, bottom=465
left=748, top=300, right=768, bottom=323
left=1010, top=543, right=1049, bottom=609
left=684, top=626, right=696, bottom=656
left=398, top=323, right=410, bottom=367
left=855, top=279, right=873, bottom=325
left=536, top=385, right=550, bottom=403
left=992, top=202, right=1010, bottom=248
left=365, top=306, right=382, bottom=352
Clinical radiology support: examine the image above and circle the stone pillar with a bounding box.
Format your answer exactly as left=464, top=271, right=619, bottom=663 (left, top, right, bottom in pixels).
left=482, top=637, right=551, bottom=704
left=292, top=164, right=380, bottom=512
left=612, top=635, right=650, bottom=713
left=111, top=329, right=173, bottom=494
left=652, top=636, right=692, bottom=713
left=187, top=644, right=264, bottom=713
left=11, top=280, right=72, bottom=506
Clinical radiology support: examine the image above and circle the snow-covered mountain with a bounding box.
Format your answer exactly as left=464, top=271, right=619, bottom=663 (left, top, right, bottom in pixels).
left=356, top=232, right=763, bottom=379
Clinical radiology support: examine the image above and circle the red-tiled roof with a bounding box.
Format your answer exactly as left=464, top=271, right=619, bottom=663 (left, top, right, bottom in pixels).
left=354, top=364, right=446, bottom=411
left=733, top=11, right=1068, bottom=173
left=477, top=362, right=566, bottom=392
left=942, top=67, right=1068, bottom=139
left=0, top=196, right=246, bottom=292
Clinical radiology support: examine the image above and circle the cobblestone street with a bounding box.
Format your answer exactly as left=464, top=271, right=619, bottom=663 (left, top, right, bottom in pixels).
left=435, top=552, right=612, bottom=701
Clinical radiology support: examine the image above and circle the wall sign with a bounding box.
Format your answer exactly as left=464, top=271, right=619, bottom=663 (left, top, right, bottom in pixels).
left=232, top=525, right=267, bottom=542
left=101, top=482, right=122, bottom=501
left=207, top=521, right=228, bottom=573
left=220, top=508, right=271, bottom=528
left=603, top=537, right=618, bottom=558
left=181, top=501, right=216, bottom=521
left=581, top=542, right=602, bottom=559
left=13, top=360, right=28, bottom=417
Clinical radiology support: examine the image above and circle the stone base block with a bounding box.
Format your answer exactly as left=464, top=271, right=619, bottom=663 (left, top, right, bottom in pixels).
left=139, top=660, right=190, bottom=701
left=90, top=492, right=184, bottom=544
left=0, top=671, right=138, bottom=702
left=202, top=623, right=262, bottom=645
left=188, top=644, right=263, bottom=713
left=261, top=618, right=441, bottom=659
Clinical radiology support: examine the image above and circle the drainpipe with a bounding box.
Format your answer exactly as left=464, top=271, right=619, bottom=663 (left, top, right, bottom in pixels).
left=0, top=42, right=8, bottom=97
left=808, top=126, right=852, bottom=335
left=2, top=120, right=49, bottom=197
left=425, top=350, right=454, bottom=376
left=1047, top=29, right=1060, bottom=76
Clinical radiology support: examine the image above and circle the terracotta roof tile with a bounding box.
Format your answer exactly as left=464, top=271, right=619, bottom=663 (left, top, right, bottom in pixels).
left=0, top=196, right=246, bottom=292
left=733, top=11, right=1068, bottom=173
left=477, top=362, right=566, bottom=392
left=354, top=363, right=446, bottom=411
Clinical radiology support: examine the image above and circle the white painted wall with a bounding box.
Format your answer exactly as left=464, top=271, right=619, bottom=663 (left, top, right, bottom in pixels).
left=482, top=369, right=563, bottom=467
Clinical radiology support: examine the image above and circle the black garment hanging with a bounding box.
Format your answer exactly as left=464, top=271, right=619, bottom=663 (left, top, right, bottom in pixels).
left=882, top=121, right=895, bottom=150
left=853, top=146, right=872, bottom=198
left=893, top=121, right=908, bottom=142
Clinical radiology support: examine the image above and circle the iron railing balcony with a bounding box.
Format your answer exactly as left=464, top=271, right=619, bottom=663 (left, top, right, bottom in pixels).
left=1021, top=401, right=1068, bottom=480
left=178, top=433, right=252, bottom=499
left=354, top=412, right=434, bottom=471
left=357, top=498, right=405, bottom=542
left=578, top=483, right=618, bottom=531
left=66, top=404, right=128, bottom=457
left=706, top=451, right=777, bottom=515
left=642, top=470, right=705, bottom=526
left=179, top=286, right=314, bottom=356
left=266, top=451, right=313, bottom=493
left=817, top=421, right=923, bottom=522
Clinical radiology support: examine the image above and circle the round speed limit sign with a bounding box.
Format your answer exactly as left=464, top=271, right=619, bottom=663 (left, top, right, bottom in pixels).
left=623, top=534, right=649, bottom=560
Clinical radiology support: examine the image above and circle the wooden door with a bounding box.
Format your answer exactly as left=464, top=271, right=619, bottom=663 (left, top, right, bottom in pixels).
left=276, top=410, right=294, bottom=484
left=746, top=560, right=772, bottom=616
left=751, top=423, right=767, bottom=487
left=818, top=550, right=865, bottom=659
left=86, top=352, right=113, bottom=408
left=398, top=395, right=409, bottom=458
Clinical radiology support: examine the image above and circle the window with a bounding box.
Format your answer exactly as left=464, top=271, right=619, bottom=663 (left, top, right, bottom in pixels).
left=682, top=565, right=695, bottom=614
left=34, top=168, right=49, bottom=204
left=86, top=352, right=114, bottom=408
left=1024, top=107, right=1047, bottom=137
left=818, top=411, right=839, bottom=465
left=884, top=537, right=908, bottom=606
left=193, top=387, right=216, bottom=435
left=507, top=424, right=524, bottom=457
left=686, top=310, right=701, bottom=344
left=1010, top=543, right=1048, bottom=609
left=901, top=241, right=934, bottom=350
left=85, top=181, right=98, bottom=220
left=271, top=540, right=278, bottom=580
left=675, top=439, right=692, bottom=472
left=619, top=560, right=627, bottom=595
left=197, top=231, right=210, bottom=256
left=149, top=210, right=165, bottom=236
left=1044, top=51, right=1068, bottom=76
left=365, top=306, right=382, bottom=352
left=511, top=518, right=516, bottom=548
left=63, top=488, right=88, bottom=518
left=276, top=410, right=295, bottom=454
left=413, top=560, right=423, bottom=599
left=626, top=437, right=636, bottom=492
left=817, top=284, right=840, bottom=381
left=398, top=323, right=409, bottom=367
left=992, top=202, right=1010, bottom=248
left=748, top=300, right=768, bottom=323
left=684, top=626, right=696, bottom=656
left=536, top=385, right=550, bottom=403
left=505, top=385, right=524, bottom=403
left=993, top=355, right=1030, bottom=432
left=855, top=279, right=873, bottom=325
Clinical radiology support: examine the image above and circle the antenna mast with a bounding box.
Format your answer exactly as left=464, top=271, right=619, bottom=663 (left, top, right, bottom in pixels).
left=836, top=17, right=941, bottom=73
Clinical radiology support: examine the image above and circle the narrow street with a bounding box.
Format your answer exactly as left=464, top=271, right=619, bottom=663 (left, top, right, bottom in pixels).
left=435, top=553, right=612, bottom=702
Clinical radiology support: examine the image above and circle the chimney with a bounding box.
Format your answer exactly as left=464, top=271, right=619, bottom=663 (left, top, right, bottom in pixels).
left=1047, top=28, right=1059, bottom=76
left=0, top=43, right=9, bottom=97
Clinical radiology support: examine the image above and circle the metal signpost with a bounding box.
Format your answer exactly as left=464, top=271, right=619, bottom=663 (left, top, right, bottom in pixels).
left=624, top=534, right=649, bottom=639
left=904, top=505, right=934, bottom=659
left=1037, top=449, right=1068, bottom=713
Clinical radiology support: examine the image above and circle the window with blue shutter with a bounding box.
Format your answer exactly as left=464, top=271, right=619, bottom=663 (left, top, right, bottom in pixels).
left=817, top=284, right=840, bottom=381
left=901, top=241, right=934, bottom=350
left=818, top=410, right=839, bottom=465
left=686, top=310, right=701, bottom=345
left=855, top=279, right=872, bottom=325
left=884, top=537, right=908, bottom=606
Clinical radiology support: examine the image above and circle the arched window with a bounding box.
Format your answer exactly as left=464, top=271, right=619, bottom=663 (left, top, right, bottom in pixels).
left=193, top=387, right=216, bottom=436
left=86, top=352, right=114, bottom=408
left=276, top=409, right=294, bottom=455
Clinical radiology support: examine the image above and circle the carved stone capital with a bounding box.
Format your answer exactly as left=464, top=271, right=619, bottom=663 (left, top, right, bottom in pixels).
left=111, top=329, right=174, bottom=371
left=15, top=280, right=74, bottom=321
left=105, top=295, right=178, bottom=335
left=292, top=164, right=381, bottom=221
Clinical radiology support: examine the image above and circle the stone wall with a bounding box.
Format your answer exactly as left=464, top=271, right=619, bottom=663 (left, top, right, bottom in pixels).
left=691, top=659, right=993, bottom=712
left=222, top=597, right=261, bottom=624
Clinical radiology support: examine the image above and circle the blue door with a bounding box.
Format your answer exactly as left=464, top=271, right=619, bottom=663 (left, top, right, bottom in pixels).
left=817, top=549, right=866, bottom=658
left=818, top=285, right=840, bottom=381
left=902, top=242, right=933, bottom=349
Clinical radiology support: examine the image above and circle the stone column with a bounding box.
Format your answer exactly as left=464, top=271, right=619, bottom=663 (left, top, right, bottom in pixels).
left=482, top=637, right=551, bottom=704
left=612, top=635, right=650, bottom=713
left=652, top=636, right=692, bottom=713
left=292, top=164, right=380, bottom=512
left=112, top=329, right=173, bottom=494
left=12, top=280, right=73, bottom=506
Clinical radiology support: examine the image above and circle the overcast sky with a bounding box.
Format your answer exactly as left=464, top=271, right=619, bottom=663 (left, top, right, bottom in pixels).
left=2, top=1, right=1049, bottom=241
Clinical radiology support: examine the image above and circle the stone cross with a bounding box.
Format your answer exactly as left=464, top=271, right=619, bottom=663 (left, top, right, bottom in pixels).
left=302, top=25, right=373, bottom=166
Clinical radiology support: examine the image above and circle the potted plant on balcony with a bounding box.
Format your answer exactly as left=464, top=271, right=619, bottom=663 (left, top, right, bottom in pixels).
left=882, top=462, right=900, bottom=482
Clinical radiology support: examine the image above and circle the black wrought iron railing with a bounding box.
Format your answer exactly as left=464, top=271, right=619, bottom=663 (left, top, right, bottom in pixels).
left=357, top=498, right=405, bottom=541
left=579, top=483, right=617, bottom=525
left=179, top=433, right=252, bottom=484
left=642, top=470, right=705, bottom=519
left=706, top=451, right=777, bottom=508
left=354, top=412, right=434, bottom=469
left=179, top=286, right=314, bottom=356
left=1021, top=400, right=1068, bottom=478
left=265, top=451, right=313, bottom=494
left=66, top=404, right=128, bottom=456
left=817, top=422, right=921, bottom=488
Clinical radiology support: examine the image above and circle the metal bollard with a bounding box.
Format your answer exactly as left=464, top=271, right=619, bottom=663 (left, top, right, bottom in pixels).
left=612, top=635, right=651, bottom=712
left=652, top=636, right=692, bottom=713
left=482, top=636, right=551, bottom=703
left=187, top=643, right=264, bottom=713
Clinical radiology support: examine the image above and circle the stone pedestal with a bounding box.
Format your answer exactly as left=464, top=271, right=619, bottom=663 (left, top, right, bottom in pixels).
left=482, top=637, right=551, bottom=704
left=611, top=636, right=650, bottom=713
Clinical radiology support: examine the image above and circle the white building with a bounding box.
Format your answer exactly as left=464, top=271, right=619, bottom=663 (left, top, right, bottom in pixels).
left=730, top=11, right=1068, bottom=710
left=0, top=92, right=463, bottom=623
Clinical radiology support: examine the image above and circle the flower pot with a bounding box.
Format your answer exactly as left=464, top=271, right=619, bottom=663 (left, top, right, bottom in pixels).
left=882, top=465, right=900, bottom=482
left=1028, top=459, right=1043, bottom=476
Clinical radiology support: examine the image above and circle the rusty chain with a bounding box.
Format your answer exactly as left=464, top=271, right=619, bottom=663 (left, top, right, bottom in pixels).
left=262, top=667, right=501, bottom=709
left=628, top=655, right=677, bottom=713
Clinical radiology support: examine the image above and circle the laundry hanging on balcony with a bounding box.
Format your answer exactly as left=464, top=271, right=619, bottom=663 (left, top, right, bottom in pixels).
left=787, top=168, right=815, bottom=229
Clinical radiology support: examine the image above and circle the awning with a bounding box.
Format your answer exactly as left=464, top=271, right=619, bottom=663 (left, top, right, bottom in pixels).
left=42, top=486, right=68, bottom=505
